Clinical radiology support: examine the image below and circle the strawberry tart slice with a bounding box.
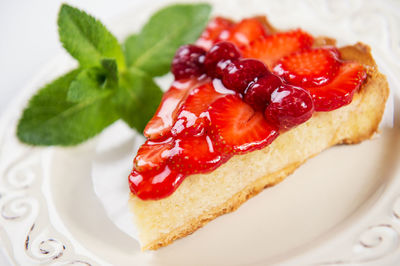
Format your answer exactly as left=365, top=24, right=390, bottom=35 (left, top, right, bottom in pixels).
left=128, top=16, right=389, bottom=250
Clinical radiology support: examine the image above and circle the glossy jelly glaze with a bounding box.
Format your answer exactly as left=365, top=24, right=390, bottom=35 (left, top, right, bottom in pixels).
left=129, top=16, right=367, bottom=200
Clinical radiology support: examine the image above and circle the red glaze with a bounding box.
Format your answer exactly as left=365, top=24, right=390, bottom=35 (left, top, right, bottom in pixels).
left=242, top=29, right=314, bottom=69
left=265, top=84, right=314, bottom=130
left=130, top=16, right=367, bottom=200
left=134, top=138, right=173, bottom=172
left=306, top=62, right=367, bottom=111
left=227, top=18, right=269, bottom=47
left=208, top=95, right=279, bottom=154
left=172, top=82, right=224, bottom=137
left=196, top=17, right=234, bottom=50
left=143, top=78, right=204, bottom=140
left=129, top=167, right=184, bottom=200
left=168, top=135, right=230, bottom=175
left=273, top=47, right=341, bottom=87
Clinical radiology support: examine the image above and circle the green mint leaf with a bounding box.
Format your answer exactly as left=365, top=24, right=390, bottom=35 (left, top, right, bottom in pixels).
left=67, top=67, right=106, bottom=102
left=67, top=59, right=118, bottom=102
left=124, top=3, right=211, bottom=76
left=58, top=4, right=125, bottom=69
left=101, top=58, right=118, bottom=89
left=114, top=68, right=163, bottom=132
left=17, top=69, right=119, bottom=146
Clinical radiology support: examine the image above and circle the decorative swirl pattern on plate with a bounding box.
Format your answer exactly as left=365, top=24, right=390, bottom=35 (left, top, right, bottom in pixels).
left=1, top=196, right=33, bottom=220
left=316, top=197, right=400, bottom=265
left=25, top=224, right=66, bottom=262
left=0, top=147, right=94, bottom=265
left=2, top=149, right=36, bottom=190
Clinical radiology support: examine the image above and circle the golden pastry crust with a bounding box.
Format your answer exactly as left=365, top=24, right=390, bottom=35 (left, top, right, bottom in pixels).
left=138, top=162, right=301, bottom=250
left=129, top=19, right=389, bottom=251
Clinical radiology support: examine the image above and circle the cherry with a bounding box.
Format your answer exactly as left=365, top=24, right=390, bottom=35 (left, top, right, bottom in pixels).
left=265, top=84, right=314, bottom=130
left=222, top=58, right=269, bottom=93
left=244, top=74, right=283, bottom=111
left=172, top=44, right=206, bottom=80
left=204, top=41, right=241, bottom=78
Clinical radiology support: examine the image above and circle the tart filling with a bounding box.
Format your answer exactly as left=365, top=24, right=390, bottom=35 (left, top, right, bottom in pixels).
left=129, top=16, right=367, bottom=200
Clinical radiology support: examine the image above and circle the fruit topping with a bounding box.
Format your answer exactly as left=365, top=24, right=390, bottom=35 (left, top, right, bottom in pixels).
left=144, top=79, right=199, bottom=140
left=222, top=58, right=269, bottom=93
left=204, top=41, right=241, bottom=78
left=208, top=95, right=279, bottom=154
left=129, top=167, right=184, bottom=200
left=273, top=47, right=341, bottom=87
left=168, top=135, right=229, bottom=175
left=227, top=18, right=269, bottom=47
left=243, top=74, right=283, bottom=111
left=196, top=17, right=234, bottom=50
left=172, top=83, right=224, bottom=137
left=242, top=29, right=314, bottom=68
left=305, top=62, right=367, bottom=111
left=265, top=84, right=314, bottom=130
left=171, top=44, right=207, bottom=80
left=134, top=138, right=173, bottom=173
left=131, top=15, right=369, bottom=201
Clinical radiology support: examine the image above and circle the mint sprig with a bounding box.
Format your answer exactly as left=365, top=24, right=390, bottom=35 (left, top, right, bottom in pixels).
left=58, top=5, right=126, bottom=68
left=17, top=69, right=119, bottom=145
left=17, top=3, right=211, bottom=146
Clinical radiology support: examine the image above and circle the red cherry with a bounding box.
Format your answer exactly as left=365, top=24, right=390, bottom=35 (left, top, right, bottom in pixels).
left=244, top=74, right=283, bottom=111
left=172, top=44, right=206, bottom=80
left=265, top=84, right=314, bottom=130
left=222, top=58, right=269, bottom=93
left=204, top=41, right=241, bottom=78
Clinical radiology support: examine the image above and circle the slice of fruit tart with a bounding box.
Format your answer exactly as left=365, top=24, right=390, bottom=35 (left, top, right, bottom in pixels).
left=128, top=16, right=389, bottom=250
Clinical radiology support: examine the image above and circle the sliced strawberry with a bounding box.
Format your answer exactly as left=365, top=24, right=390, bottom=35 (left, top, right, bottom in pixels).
left=143, top=78, right=201, bottom=140
left=306, top=62, right=367, bottom=111
left=168, top=135, right=230, bottom=175
left=242, top=29, right=314, bottom=69
left=208, top=95, right=279, bottom=154
left=273, top=47, right=341, bottom=87
left=227, top=18, right=269, bottom=47
left=171, top=83, right=225, bottom=137
left=129, top=166, right=184, bottom=200
left=196, top=17, right=234, bottom=50
left=133, top=138, right=173, bottom=173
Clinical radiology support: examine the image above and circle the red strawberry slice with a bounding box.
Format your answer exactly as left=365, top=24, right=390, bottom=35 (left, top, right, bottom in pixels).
left=273, top=47, right=341, bottom=87
left=208, top=95, right=279, bottom=154
left=196, top=17, right=234, bottom=50
left=143, top=78, right=201, bottom=140
left=242, top=29, right=314, bottom=69
left=171, top=83, right=225, bottom=137
left=168, top=135, right=230, bottom=175
left=306, top=62, right=367, bottom=111
left=129, top=166, right=184, bottom=200
left=227, top=18, right=269, bottom=47
left=133, top=138, right=173, bottom=173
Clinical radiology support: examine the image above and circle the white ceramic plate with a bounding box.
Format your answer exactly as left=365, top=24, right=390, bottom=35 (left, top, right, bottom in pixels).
left=1, top=0, right=400, bottom=265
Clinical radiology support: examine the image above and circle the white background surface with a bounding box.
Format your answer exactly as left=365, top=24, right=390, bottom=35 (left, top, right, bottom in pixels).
left=0, top=1, right=142, bottom=264
left=0, top=0, right=146, bottom=116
